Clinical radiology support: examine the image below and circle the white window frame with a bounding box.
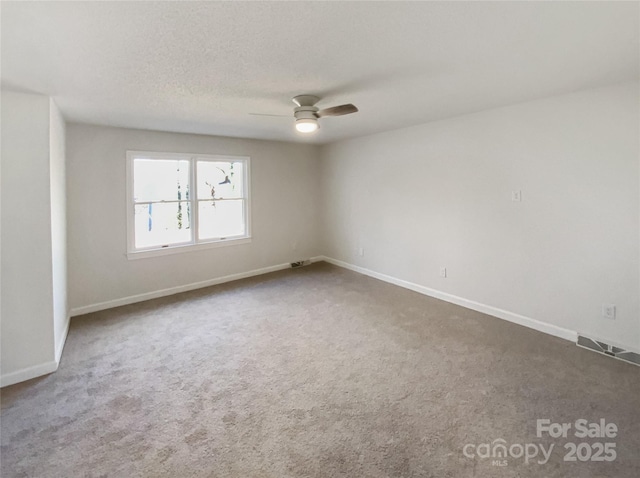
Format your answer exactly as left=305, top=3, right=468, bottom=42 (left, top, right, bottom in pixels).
left=126, top=151, right=251, bottom=260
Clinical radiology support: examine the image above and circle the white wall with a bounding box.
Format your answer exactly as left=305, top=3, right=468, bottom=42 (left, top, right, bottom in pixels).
left=320, top=82, right=640, bottom=351
left=1, top=91, right=57, bottom=382
left=50, top=99, right=69, bottom=359
left=66, top=124, right=321, bottom=312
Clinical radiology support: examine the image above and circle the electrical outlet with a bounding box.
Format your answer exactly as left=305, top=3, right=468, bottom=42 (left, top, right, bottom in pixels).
left=358, top=247, right=364, bottom=257
left=511, top=190, right=522, bottom=202
left=602, top=304, right=616, bottom=320
left=439, top=267, right=447, bottom=278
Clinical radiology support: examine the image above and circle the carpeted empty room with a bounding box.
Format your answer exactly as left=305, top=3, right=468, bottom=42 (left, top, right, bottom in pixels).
left=2, top=263, right=638, bottom=477
left=2, top=1, right=640, bottom=477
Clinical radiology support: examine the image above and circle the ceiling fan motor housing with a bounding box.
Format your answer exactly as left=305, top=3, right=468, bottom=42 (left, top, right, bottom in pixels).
left=294, top=106, right=319, bottom=121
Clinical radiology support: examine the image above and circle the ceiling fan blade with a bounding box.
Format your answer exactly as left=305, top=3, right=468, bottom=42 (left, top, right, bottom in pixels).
left=316, top=104, right=358, bottom=118
left=249, top=113, right=291, bottom=118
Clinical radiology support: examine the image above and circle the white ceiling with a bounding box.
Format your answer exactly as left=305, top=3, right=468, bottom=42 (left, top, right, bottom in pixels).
left=2, top=1, right=638, bottom=144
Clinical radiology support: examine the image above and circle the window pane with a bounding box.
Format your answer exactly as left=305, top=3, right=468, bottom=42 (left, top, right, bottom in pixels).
left=134, top=159, right=190, bottom=202
left=134, top=202, right=191, bottom=248
left=198, top=199, right=245, bottom=240
left=197, top=161, right=244, bottom=200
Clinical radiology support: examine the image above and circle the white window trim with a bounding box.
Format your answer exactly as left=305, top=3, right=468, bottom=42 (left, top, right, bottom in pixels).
left=126, top=151, right=251, bottom=260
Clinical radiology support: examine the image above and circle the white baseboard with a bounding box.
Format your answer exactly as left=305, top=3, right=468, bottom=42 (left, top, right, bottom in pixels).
left=318, top=256, right=578, bottom=343
left=2, top=317, right=69, bottom=388
left=1, top=361, right=58, bottom=388
left=70, top=260, right=324, bottom=317
left=55, top=316, right=71, bottom=363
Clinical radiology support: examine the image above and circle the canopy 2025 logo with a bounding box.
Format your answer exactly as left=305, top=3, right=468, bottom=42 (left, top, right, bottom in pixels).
left=462, top=418, right=618, bottom=466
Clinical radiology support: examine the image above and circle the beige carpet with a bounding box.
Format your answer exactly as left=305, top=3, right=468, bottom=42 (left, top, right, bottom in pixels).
left=1, top=262, right=639, bottom=477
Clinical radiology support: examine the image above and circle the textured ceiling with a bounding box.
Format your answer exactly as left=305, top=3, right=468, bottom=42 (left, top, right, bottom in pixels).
left=1, top=1, right=638, bottom=144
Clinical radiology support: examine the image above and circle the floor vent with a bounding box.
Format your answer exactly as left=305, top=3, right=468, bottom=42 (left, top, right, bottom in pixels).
left=290, top=260, right=311, bottom=268
left=577, top=335, right=640, bottom=367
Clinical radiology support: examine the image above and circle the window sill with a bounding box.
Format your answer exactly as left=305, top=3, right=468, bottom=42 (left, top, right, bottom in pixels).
left=127, top=236, right=252, bottom=260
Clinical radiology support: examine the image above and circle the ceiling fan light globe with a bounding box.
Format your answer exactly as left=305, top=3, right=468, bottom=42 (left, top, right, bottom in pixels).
left=295, top=119, right=319, bottom=133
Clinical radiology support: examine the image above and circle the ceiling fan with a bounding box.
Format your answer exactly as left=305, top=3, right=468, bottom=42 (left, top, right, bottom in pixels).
left=250, top=95, right=358, bottom=134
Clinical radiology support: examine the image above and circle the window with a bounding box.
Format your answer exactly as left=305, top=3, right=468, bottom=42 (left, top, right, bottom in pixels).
left=126, top=151, right=250, bottom=258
